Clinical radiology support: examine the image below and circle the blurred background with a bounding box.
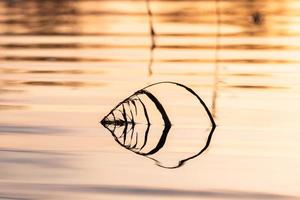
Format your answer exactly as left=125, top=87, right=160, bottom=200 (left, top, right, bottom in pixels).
left=0, top=0, right=300, bottom=199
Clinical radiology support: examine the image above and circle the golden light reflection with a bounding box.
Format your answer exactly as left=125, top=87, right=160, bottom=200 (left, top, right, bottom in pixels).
left=0, top=0, right=300, bottom=199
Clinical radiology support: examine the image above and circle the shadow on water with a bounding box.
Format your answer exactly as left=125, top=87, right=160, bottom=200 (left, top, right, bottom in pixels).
left=0, top=183, right=298, bottom=200
left=0, top=195, right=31, bottom=200
left=0, top=124, right=65, bottom=134
left=101, top=82, right=216, bottom=169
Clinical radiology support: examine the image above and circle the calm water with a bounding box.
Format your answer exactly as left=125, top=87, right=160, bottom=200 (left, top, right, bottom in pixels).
left=1, top=0, right=300, bottom=199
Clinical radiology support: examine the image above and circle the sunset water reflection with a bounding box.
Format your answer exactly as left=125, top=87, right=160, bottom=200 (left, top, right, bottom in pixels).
left=0, top=0, right=300, bottom=199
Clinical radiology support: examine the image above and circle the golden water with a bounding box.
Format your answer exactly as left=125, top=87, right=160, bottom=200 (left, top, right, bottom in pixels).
left=0, top=0, right=300, bottom=199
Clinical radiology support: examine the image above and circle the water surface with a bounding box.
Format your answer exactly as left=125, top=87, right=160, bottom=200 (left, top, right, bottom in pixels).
left=1, top=0, right=300, bottom=199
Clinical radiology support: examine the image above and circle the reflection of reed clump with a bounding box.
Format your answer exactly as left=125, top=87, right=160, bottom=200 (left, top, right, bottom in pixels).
left=101, top=82, right=216, bottom=169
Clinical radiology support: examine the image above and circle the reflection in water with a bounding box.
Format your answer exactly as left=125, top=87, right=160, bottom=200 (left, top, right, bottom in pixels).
left=146, top=0, right=156, bottom=76
left=251, top=11, right=264, bottom=25
left=1, top=0, right=79, bottom=35
left=1, top=56, right=299, bottom=64
left=22, top=81, right=103, bottom=88
left=0, top=183, right=297, bottom=200
left=1, top=0, right=300, bottom=198
left=101, top=82, right=216, bottom=168
left=0, top=182, right=297, bottom=200
left=226, top=85, right=287, bottom=90
left=0, top=104, right=25, bottom=111
left=0, top=80, right=105, bottom=89
left=212, top=0, right=221, bottom=117
left=0, top=125, right=65, bottom=134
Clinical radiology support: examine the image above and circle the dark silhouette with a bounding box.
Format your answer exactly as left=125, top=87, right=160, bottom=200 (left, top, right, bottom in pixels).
left=101, top=82, right=216, bottom=169
left=251, top=11, right=264, bottom=25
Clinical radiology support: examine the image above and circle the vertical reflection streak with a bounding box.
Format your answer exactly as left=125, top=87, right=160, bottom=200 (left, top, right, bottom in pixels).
left=211, top=0, right=221, bottom=118
left=146, top=0, right=156, bottom=77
